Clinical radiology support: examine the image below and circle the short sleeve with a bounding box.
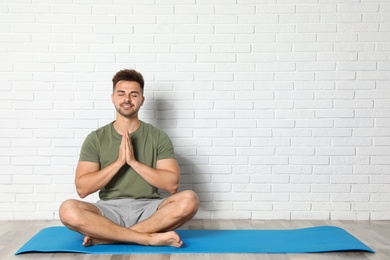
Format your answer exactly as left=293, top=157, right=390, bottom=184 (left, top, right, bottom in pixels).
left=79, top=132, right=100, bottom=163
left=157, top=131, right=176, bottom=160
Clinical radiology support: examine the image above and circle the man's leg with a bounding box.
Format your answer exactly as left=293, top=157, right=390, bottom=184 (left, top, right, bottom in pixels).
left=131, top=190, right=199, bottom=233
left=59, top=199, right=182, bottom=247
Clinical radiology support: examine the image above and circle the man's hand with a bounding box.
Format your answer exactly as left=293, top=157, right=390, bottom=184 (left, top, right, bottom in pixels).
left=124, top=130, right=137, bottom=166
left=117, top=130, right=127, bottom=166
left=117, top=129, right=137, bottom=166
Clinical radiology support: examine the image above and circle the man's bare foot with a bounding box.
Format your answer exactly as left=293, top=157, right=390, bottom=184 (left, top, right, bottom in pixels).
left=82, top=231, right=182, bottom=248
left=149, top=231, right=183, bottom=248
left=83, top=235, right=115, bottom=247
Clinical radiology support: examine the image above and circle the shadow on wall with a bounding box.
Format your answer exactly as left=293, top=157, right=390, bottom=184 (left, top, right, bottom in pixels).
left=143, top=97, right=204, bottom=196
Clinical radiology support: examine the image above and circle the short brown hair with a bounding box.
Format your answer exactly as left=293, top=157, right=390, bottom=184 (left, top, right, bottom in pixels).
left=112, top=69, right=144, bottom=92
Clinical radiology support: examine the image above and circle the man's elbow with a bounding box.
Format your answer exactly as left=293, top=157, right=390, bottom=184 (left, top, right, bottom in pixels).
left=77, top=191, right=88, bottom=199
left=168, top=183, right=179, bottom=194
left=76, top=186, right=89, bottom=199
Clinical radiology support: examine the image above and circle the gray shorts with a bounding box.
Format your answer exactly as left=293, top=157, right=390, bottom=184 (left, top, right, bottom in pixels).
left=93, top=198, right=165, bottom=228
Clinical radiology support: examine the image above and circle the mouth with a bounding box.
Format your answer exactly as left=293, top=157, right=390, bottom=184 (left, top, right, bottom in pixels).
left=121, top=103, right=133, bottom=109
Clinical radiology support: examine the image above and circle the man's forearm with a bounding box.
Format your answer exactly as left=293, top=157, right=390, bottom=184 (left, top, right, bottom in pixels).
left=130, top=160, right=180, bottom=194
left=75, top=160, right=124, bottom=198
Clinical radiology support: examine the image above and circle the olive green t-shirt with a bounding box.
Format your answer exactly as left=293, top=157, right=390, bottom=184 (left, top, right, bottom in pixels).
left=79, top=121, right=176, bottom=200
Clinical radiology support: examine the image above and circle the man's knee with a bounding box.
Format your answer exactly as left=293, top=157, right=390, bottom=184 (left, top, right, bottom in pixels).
left=59, top=199, right=84, bottom=227
left=177, top=190, right=199, bottom=215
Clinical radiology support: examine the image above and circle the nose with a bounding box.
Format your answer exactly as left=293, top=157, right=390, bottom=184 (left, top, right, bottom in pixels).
left=123, top=95, right=131, bottom=102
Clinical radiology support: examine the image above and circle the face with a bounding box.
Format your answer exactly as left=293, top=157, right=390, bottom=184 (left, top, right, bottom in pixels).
left=111, top=80, right=145, bottom=119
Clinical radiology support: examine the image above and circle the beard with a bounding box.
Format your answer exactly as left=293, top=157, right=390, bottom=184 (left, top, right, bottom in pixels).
left=115, top=102, right=140, bottom=118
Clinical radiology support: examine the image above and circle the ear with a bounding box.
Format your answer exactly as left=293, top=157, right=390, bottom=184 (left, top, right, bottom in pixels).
left=141, top=96, right=145, bottom=106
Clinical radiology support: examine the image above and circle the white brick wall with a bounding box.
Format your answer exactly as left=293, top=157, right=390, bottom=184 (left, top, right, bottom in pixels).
left=0, top=1, right=389, bottom=221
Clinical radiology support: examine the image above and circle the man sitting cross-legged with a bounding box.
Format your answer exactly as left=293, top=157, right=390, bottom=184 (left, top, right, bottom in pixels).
left=59, top=69, right=199, bottom=247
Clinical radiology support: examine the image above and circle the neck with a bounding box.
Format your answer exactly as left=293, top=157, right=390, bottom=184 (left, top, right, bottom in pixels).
left=113, top=115, right=141, bottom=135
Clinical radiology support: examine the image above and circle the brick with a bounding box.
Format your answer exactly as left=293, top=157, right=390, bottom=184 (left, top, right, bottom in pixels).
left=338, top=4, right=379, bottom=13
left=273, top=184, right=311, bottom=193
left=252, top=211, right=291, bottom=220
left=77, top=15, right=116, bottom=24
left=235, top=202, right=272, bottom=211
left=10, top=4, right=50, bottom=13
left=250, top=156, right=289, bottom=165
left=214, top=193, right=251, bottom=201
left=195, top=72, right=233, bottom=81
left=51, top=4, right=91, bottom=14
left=0, top=184, right=34, bottom=194
left=212, top=211, right=251, bottom=219
left=331, top=175, right=369, bottom=184
left=331, top=212, right=370, bottom=221
left=371, top=212, right=390, bottom=220
left=272, top=128, right=312, bottom=137
left=296, top=4, right=336, bottom=14
left=216, top=63, right=255, bottom=72
left=276, top=110, right=314, bottom=119
left=234, top=129, right=271, bottom=137
left=212, top=44, right=251, bottom=53
left=252, top=193, right=289, bottom=202
left=200, top=202, right=233, bottom=211
left=172, top=45, right=210, bottom=54
left=331, top=156, right=370, bottom=166
left=291, top=193, right=330, bottom=202
left=215, top=24, right=254, bottom=34
left=0, top=14, right=35, bottom=23
left=240, top=14, right=278, bottom=24
left=373, top=137, right=390, bottom=146
left=197, top=147, right=235, bottom=156
left=297, top=23, right=336, bottom=33
left=175, top=25, right=214, bottom=34
left=215, top=101, right=253, bottom=110
left=174, top=5, right=214, bottom=15
left=215, top=5, right=254, bottom=14
left=277, top=147, right=315, bottom=156
left=312, top=184, right=351, bottom=193
left=274, top=202, right=311, bottom=211
left=291, top=211, right=330, bottom=220
left=251, top=174, right=289, bottom=184
left=313, top=165, right=353, bottom=175
left=294, top=81, right=334, bottom=90
left=291, top=137, right=330, bottom=147
left=159, top=15, right=197, bottom=25
left=16, top=194, right=55, bottom=202
left=252, top=137, right=290, bottom=147
left=280, top=14, right=320, bottom=23
left=316, top=147, right=355, bottom=156
left=295, top=119, right=333, bottom=128
left=289, top=156, right=329, bottom=165
left=213, top=174, right=250, bottom=183
left=197, top=53, right=235, bottom=63
left=237, top=147, right=274, bottom=156
left=196, top=34, right=235, bottom=44
left=233, top=165, right=272, bottom=175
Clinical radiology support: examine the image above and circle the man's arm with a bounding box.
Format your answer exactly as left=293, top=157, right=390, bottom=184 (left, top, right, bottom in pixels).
left=124, top=129, right=180, bottom=194
left=75, top=129, right=128, bottom=198
left=75, top=129, right=180, bottom=198
left=130, top=158, right=180, bottom=194
left=75, top=160, right=123, bottom=198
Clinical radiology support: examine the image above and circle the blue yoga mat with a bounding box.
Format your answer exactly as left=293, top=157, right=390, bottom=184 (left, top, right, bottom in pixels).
left=15, top=226, right=374, bottom=255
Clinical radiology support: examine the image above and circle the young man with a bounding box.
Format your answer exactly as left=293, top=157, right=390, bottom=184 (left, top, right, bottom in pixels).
left=59, top=69, right=199, bottom=247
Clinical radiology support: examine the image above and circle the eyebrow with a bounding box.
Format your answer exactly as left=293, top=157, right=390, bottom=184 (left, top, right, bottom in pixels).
left=116, top=90, right=140, bottom=95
